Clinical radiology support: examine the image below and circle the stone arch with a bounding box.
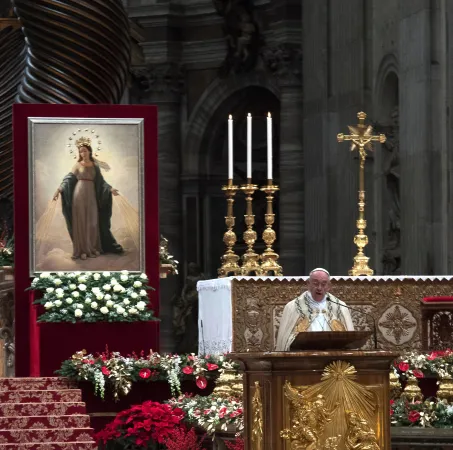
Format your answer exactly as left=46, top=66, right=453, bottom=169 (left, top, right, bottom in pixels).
left=374, top=54, right=400, bottom=275
left=374, top=53, right=399, bottom=121
left=182, top=71, right=280, bottom=178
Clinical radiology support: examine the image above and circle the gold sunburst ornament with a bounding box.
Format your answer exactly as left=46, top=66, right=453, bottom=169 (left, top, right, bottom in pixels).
left=67, top=128, right=103, bottom=159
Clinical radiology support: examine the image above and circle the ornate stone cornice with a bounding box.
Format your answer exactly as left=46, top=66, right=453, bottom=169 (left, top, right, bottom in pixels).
left=261, top=44, right=302, bottom=86
left=131, top=62, right=185, bottom=95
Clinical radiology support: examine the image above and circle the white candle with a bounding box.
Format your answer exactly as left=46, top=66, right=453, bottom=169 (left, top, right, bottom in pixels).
left=247, top=113, right=252, bottom=179
left=267, top=112, right=273, bottom=180
left=228, top=114, right=233, bottom=180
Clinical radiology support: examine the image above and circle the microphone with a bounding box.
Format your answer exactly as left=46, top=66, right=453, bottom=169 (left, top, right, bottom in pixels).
left=326, top=294, right=378, bottom=350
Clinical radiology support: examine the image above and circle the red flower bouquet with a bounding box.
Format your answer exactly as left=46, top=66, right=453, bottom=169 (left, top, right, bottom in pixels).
left=96, top=401, right=185, bottom=449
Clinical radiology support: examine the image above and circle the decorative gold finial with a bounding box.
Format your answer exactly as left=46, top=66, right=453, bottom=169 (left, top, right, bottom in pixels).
left=75, top=136, right=92, bottom=148
left=337, top=111, right=386, bottom=276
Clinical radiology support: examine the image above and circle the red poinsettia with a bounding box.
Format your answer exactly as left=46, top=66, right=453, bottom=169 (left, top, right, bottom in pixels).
left=96, top=401, right=185, bottom=448
left=225, top=438, right=245, bottom=450
left=164, top=427, right=205, bottom=450
left=408, top=410, right=420, bottom=423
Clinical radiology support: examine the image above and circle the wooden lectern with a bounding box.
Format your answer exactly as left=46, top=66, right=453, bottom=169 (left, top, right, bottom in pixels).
left=232, top=334, right=397, bottom=450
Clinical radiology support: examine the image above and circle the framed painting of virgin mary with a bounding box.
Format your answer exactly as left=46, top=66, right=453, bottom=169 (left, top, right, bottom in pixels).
left=28, top=117, right=145, bottom=273
left=14, top=104, right=159, bottom=278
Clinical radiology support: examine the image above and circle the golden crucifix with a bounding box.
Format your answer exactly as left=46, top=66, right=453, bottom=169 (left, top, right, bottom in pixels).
left=337, top=111, right=386, bottom=276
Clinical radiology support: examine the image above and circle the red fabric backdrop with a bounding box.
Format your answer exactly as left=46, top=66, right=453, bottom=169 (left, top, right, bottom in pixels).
left=13, top=104, right=160, bottom=376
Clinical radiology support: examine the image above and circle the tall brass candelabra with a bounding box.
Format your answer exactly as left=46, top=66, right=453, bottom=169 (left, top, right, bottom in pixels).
left=218, top=180, right=242, bottom=277
left=241, top=179, right=262, bottom=275
left=260, top=180, right=282, bottom=275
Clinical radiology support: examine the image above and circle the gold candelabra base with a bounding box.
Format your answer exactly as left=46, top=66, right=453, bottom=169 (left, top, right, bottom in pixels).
left=241, top=181, right=262, bottom=276
left=218, top=182, right=242, bottom=277
left=349, top=218, right=373, bottom=276
left=260, top=181, right=282, bottom=276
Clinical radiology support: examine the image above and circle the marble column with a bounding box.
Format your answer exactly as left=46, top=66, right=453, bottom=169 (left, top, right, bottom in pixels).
left=399, top=3, right=433, bottom=274
left=131, top=63, right=183, bottom=352
left=265, top=45, right=304, bottom=275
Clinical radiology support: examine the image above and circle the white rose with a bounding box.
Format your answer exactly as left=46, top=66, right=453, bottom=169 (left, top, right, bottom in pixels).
left=123, top=312, right=128, bottom=317
left=120, top=274, right=128, bottom=282
left=72, top=291, right=80, bottom=298
left=136, top=301, right=146, bottom=311
left=74, top=309, right=83, bottom=318
left=96, top=294, right=104, bottom=301
left=32, top=277, right=39, bottom=284
left=104, top=294, right=112, bottom=300
left=139, top=290, right=147, bottom=297
left=93, top=273, right=101, bottom=281
left=46, top=287, right=54, bottom=293
left=78, top=276, right=87, bottom=283
left=54, top=300, right=62, bottom=307
left=129, top=307, right=138, bottom=314
left=57, top=272, right=65, bottom=277
left=121, top=270, right=129, bottom=275
left=40, top=272, right=50, bottom=278
left=44, top=302, right=54, bottom=309
left=123, top=299, right=130, bottom=305
left=55, top=288, right=64, bottom=294
left=116, top=306, right=125, bottom=314
left=110, top=278, right=118, bottom=285
left=53, top=278, right=62, bottom=286
left=69, top=284, right=77, bottom=290
left=106, top=300, right=114, bottom=307
left=56, top=293, right=64, bottom=299
left=103, top=284, right=111, bottom=291
left=103, top=271, right=111, bottom=277
left=65, top=298, right=73, bottom=305
left=92, top=287, right=101, bottom=294
left=76, top=303, right=84, bottom=309
left=100, top=306, right=109, bottom=314
left=131, top=292, right=138, bottom=299
left=78, top=284, right=87, bottom=291
left=133, top=281, right=142, bottom=288
left=90, top=302, right=98, bottom=309
left=113, top=284, right=123, bottom=292
left=140, top=273, right=148, bottom=280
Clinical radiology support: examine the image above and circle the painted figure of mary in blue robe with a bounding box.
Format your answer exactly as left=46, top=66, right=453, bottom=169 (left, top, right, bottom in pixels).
left=53, top=141, right=123, bottom=260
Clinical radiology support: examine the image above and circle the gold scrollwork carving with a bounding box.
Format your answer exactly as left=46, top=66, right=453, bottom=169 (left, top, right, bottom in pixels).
left=251, top=381, right=263, bottom=450
left=281, top=361, right=380, bottom=449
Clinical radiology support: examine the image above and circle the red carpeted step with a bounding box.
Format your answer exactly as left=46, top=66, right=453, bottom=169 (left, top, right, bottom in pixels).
left=0, top=428, right=94, bottom=443
left=0, top=390, right=82, bottom=404
left=0, top=402, right=87, bottom=417
left=0, top=378, right=75, bottom=392
left=0, top=442, right=97, bottom=449
left=0, top=415, right=91, bottom=429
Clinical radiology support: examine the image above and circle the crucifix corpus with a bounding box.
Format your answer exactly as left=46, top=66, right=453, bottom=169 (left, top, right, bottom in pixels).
left=337, top=111, right=386, bottom=276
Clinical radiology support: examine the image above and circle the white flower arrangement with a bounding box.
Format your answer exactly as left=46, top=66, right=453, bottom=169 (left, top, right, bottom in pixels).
left=30, top=271, right=156, bottom=323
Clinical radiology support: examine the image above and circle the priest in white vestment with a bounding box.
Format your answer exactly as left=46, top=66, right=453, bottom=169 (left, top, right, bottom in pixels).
left=275, top=268, right=355, bottom=351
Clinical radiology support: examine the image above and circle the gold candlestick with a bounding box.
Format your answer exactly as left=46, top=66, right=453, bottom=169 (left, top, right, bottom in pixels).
left=337, top=111, right=386, bottom=276
left=260, top=180, right=282, bottom=275
left=218, top=179, right=242, bottom=277
left=241, top=179, right=262, bottom=275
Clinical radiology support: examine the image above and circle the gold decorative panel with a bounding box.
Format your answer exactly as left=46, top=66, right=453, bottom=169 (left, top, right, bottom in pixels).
left=231, top=278, right=453, bottom=352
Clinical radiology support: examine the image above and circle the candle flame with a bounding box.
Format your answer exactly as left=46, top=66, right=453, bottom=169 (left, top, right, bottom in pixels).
left=229, top=114, right=232, bottom=120
left=268, top=112, right=271, bottom=118
left=247, top=113, right=251, bottom=117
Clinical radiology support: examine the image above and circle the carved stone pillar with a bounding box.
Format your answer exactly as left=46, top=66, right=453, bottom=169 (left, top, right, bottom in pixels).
left=263, top=45, right=304, bottom=275
left=130, top=63, right=184, bottom=352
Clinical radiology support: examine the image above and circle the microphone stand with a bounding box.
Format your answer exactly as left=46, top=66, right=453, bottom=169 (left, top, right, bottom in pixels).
left=326, top=294, right=378, bottom=350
